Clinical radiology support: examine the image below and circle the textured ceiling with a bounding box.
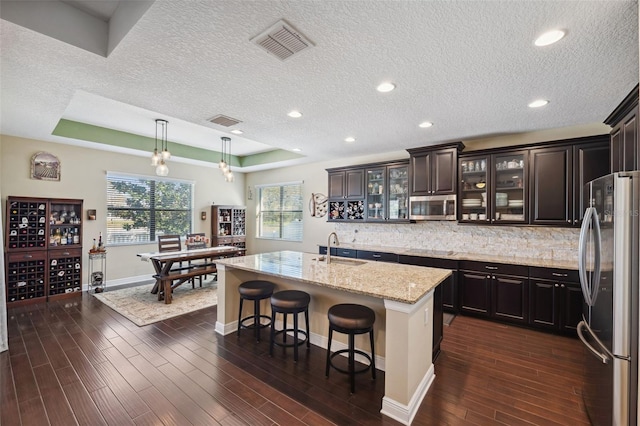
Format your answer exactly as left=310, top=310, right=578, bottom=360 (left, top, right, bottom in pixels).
left=0, top=1, right=638, bottom=171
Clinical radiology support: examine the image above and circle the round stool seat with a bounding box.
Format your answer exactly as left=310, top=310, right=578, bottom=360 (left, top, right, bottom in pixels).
left=238, top=280, right=275, bottom=299
left=328, top=304, right=375, bottom=331
left=271, top=290, right=310, bottom=311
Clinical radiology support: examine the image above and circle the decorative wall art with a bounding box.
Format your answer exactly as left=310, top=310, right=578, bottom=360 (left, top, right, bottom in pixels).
left=309, top=193, right=328, bottom=218
left=31, top=152, right=60, bottom=181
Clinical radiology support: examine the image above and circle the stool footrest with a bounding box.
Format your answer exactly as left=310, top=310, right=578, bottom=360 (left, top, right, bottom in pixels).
left=239, top=315, right=272, bottom=330
left=272, top=329, right=308, bottom=348
left=329, top=349, right=373, bottom=375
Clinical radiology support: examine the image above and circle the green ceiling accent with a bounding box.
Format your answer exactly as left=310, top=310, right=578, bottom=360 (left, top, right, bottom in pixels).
left=52, top=119, right=304, bottom=168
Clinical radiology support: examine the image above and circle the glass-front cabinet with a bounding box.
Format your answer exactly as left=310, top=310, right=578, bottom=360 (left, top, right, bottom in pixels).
left=459, top=151, right=528, bottom=224
left=492, top=151, right=527, bottom=224
left=365, top=163, right=408, bottom=222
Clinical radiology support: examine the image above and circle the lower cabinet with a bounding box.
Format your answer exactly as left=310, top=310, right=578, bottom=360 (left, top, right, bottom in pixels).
left=357, top=250, right=398, bottom=263
left=529, top=267, right=582, bottom=334
left=399, top=255, right=458, bottom=312
left=459, top=261, right=529, bottom=325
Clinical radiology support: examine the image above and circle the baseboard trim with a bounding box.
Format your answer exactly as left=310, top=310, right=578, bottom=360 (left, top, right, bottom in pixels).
left=380, top=364, right=435, bottom=425
left=83, top=274, right=155, bottom=292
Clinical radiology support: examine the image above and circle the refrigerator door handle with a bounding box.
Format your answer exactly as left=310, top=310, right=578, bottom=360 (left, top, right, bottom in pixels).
left=577, top=321, right=611, bottom=364
left=578, top=207, right=601, bottom=307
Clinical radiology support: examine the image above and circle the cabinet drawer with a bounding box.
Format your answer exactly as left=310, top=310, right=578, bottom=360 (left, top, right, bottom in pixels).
left=6, top=251, right=48, bottom=263
left=335, top=248, right=357, bottom=258
left=529, top=266, right=579, bottom=282
left=399, top=255, right=457, bottom=270
left=459, top=260, right=528, bottom=277
left=356, top=250, right=398, bottom=262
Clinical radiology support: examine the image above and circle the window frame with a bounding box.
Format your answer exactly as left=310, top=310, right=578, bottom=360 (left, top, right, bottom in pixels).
left=256, top=181, right=304, bottom=242
left=106, top=172, right=195, bottom=246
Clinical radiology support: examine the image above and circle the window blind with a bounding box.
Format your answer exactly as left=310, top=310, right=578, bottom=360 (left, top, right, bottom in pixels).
left=257, top=182, right=303, bottom=241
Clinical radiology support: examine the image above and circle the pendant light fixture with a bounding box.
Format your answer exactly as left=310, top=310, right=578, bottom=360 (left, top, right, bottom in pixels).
left=219, top=137, right=233, bottom=182
left=153, top=119, right=170, bottom=176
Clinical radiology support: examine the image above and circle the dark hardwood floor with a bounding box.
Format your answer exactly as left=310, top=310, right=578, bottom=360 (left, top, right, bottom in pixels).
left=1, top=293, right=590, bottom=425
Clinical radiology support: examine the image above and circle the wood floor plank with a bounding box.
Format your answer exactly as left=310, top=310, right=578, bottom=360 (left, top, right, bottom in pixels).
left=17, top=396, right=49, bottom=426
left=0, top=352, right=22, bottom=426
left=92, top=359, right=151, bottom=419
left=89, top=386, right=138, bottom=426
left=39, top=333, right=71, bottom=371
left=32, top=363, right=77, bottom=425
left=9, top=353, right=40, bottom=403
left=61, top=380, right=108, bottom=426
left=101, top=347, right=152, bottom=393
left=64, top=346, right=107, bottom=393
left=137, top=385, right=197, bottom=426
left=22, top=333, right=49, bottom=368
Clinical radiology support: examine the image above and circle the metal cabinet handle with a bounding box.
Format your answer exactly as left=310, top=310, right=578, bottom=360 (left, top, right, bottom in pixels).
left=372, top=254, right=381, bottom=258
left=552, top=273, right=568, bottom=277
left=486, top=275, right=491, bottom=279
left=561, top=284, right=565, bottom=288
left=24, top=254, right=33, bottom=259
left=554, top=284, right=559, bottom=287
left=485, top=266, right=498, bottom=270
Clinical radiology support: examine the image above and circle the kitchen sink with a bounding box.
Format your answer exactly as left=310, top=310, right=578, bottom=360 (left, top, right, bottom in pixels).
left=313, top=257, right=366, bottom=266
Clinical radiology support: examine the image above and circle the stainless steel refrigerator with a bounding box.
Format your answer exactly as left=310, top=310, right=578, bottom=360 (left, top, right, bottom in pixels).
left=577, top=171, right=640, bottom=426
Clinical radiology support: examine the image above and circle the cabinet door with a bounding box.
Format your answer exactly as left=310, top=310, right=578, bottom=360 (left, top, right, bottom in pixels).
left=365, top=167, right=386, bottom=221
left=432, top=281, right=444, bottom=362
left=574, top=141, right=610, bottom=224
left=410, top=152, right=431, bottom=196
left=459, top=270, right=491, bottom=316
left=328, top=171, right=345, bottom=198
left=559, top=282, right=583, bottom=333
left=611, top=127, right=623, bottom=173
left=622, top=110, right=637, bottom=171
left=529, top=146, right=572, bottom=226
left=491, top=274, right=528, bottom=323
left=432, top=148, right=457, bottom=194
left=529, top=279, right=558, bottom=330
left=459, top=156, right=490, bottom=223
left=387, top=164, right=409, bottom=220
left=493, top=151, right=527, bottom=224
left=346, top=169, right=365, bottom=198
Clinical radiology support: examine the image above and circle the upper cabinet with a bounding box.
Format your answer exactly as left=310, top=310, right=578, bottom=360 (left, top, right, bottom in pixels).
left=529, top=136, right=610, bottom=226
left=459, top=150, right=528, bottom=225
left=327, top=160, right=408, bottom=222
left=408, top=142, right=464, bottom=196
left=605, top=84, right=639, bottom=173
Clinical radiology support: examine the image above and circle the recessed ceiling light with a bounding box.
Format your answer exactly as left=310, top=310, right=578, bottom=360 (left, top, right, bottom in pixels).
left=376, top=82, right=396, bottom=93
left=528, top=99, right=549, bottom=108
left=534, top=29, right=565, bottom=46
left=344, top=137, right=356, bottom=142
left=292, top=148, right=301, bottom=152
left=230, top=129, right=243, bottom=135
left=287, top=110, right=302, bottom=118
left=419, top=121, right=433, bottom=128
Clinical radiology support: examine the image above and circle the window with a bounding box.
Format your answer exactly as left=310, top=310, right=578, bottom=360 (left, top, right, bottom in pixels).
left=106, top=172, right=194, bottom=245
left=257, top=182, right=303, bottom=241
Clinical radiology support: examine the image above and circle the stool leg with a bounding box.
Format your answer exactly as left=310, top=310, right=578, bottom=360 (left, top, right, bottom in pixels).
left=254, top=299, right=261, bottom=342
left=269, top=310, right=276, bottom=356
left=305, top=308, right=310, bottom=348
left=237, top=298, right=244, bottom=337
left=349, top=333, right=355, bottom=394
left=369, top=329, right=376, bottom=380
left=325, top=327, right=333, bottom=377
left=282, top=313, right=288, bottom=344
left=293, top=312, right=299, bottom=362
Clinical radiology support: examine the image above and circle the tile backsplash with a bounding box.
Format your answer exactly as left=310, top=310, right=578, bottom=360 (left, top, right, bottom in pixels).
left=334, top=222, right=579, bottom=262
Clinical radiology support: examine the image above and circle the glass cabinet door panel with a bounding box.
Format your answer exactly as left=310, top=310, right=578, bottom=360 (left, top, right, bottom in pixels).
left=460, top=156, right=489, bottom=222
left=366, top=168, right=386, bottom=220
left=493, top=152, right=526, bottom=223
left=388, top=165, right=409, bottom=220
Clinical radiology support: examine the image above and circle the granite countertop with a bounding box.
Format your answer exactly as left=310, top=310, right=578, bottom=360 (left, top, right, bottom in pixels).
left=327, top=243, right=579, bottom=270
left=215, top=250, right=452, bottom=304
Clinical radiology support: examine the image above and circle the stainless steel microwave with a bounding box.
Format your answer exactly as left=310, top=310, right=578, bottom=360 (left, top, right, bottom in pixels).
left=409, top=194, right=457, bottom=220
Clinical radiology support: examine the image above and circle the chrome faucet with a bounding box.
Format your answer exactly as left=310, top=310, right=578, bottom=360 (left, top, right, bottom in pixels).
left=327, top=232, right=340, bottom=264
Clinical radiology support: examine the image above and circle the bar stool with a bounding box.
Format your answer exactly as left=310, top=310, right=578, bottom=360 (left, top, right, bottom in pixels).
left=237, top=280, right=275, bottom=342
left=269, top=290, right=310, bottom=361
left=325, top=303, right=376, bottom=394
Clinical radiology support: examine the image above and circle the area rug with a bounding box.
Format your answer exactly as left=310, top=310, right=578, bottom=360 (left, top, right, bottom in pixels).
left=93, top=280, right=217, bottom=326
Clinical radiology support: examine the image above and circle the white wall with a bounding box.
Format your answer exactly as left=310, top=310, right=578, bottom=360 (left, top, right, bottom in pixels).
left=0, top=135, right=244, bottom=284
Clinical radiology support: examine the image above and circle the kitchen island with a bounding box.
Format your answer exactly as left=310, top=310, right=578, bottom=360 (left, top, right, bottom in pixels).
left=214, top=250, right=452, bottom=425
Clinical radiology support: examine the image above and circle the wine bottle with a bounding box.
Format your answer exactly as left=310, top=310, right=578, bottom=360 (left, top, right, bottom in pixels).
left=72, top=229, right=80, bottom=244
left=60, top=228, right=67, bottom=245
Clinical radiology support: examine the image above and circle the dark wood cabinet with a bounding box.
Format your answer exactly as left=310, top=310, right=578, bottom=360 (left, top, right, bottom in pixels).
left=529, top=267, right=582, bottom=334
left=210, top=206, right=246, bottom=253
left=327, top=168, right=365, bottom=199
left=529, top=136, right=610, bottom=226
left=357, top=250, right=398, bottom=262
left=5, top=196, right=83, bottom=306
left=432, top=280, right=444, bottom=362
left=408, top=142, right=464, bottom=196
left=606, top=85, right=639, bottom=173
left=399, top=255, right=458, bottom=312
left=459, top=261, right=528, bottom=324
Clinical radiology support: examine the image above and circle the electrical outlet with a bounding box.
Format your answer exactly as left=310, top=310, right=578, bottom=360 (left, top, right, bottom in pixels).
left=424, top=307, right=430, bottom=325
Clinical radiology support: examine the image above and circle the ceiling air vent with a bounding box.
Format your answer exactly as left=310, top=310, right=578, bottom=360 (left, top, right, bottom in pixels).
left=208, top=114, right=242, bottom=127
left=251, top=19, right=314, bottom=61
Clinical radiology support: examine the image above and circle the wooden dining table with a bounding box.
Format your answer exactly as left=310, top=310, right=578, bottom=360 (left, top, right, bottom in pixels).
left=137, top=245, right=240, bottom=304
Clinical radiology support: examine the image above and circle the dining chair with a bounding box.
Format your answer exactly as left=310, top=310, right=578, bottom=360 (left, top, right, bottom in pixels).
left=157, top=234, right=195, bottom=288
left=186, top=232, right=214, bottom=286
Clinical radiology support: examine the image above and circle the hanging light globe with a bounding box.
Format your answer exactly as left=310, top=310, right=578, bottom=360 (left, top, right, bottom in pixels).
left=156, top=160, right=169, bottom=176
